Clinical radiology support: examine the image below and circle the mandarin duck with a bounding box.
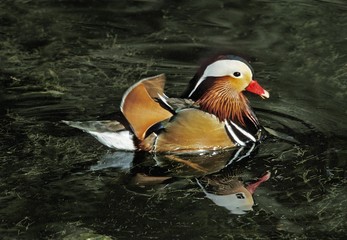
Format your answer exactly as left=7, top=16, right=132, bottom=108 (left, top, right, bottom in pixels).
left=64, top=55, right=269, bottom=152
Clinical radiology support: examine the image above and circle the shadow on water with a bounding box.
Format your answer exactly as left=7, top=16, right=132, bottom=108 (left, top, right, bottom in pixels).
left=0, top=0, right=346, bottom=239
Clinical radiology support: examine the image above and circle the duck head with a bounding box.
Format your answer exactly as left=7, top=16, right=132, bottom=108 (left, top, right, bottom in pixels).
left=183, top=55, right=269, bottom=126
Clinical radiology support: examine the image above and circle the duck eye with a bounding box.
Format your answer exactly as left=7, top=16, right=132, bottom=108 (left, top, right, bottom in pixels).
left=236, top=193, right=245, bottom=199
left=233, top=72, right=241, bottom=77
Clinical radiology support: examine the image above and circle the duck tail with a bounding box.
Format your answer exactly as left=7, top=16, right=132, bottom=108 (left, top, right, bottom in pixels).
left=62, top=120, right=136, bottom=151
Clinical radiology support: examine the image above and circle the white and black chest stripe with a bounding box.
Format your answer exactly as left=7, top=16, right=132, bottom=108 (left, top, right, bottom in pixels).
left=224, top=120, right=257, bottom=147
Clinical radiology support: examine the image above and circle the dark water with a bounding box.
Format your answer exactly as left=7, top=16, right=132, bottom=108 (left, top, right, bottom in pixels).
left=1, top=0, right=346, bottom=239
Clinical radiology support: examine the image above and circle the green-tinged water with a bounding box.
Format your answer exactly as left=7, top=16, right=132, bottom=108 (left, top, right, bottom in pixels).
left=1, top=0, right=346, bottom=239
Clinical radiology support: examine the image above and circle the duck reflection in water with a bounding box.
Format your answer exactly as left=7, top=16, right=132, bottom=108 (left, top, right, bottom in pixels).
left=89, top=149, right=270, bottom=215
left=196, top=170, right=270, bottom=215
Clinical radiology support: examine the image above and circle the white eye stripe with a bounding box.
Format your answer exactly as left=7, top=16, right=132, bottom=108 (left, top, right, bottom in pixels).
left=188, top=60, right=252, bottom=97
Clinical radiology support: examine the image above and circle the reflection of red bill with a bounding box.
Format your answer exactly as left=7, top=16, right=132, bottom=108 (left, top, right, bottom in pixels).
left=246, top=171, right=271, bottom=194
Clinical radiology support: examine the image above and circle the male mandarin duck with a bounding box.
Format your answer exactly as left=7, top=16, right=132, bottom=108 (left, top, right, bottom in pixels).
left=64, top=54, right=269, bottom=152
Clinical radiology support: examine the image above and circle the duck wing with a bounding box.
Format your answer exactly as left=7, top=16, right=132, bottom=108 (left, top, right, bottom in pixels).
left=155, top=108, right=235, bottom=152
left=120, top=74, right=173, bottom=140
left=158, top=97, right=199, bottom=112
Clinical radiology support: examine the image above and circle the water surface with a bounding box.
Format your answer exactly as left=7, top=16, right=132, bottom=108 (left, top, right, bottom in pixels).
left=0, top=0, right=346, bottom=239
